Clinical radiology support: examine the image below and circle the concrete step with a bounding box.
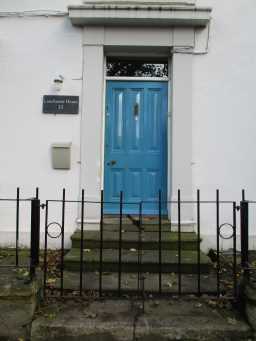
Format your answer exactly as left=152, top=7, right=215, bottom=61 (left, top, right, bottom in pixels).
left=71, top=229, right=199, bottom=250
left=64, top=249, right=211, bottom=274
left=77, top=214, right=195, bottom=233
left=59, top=270, right=221, bottom=294
left=103, top=215, right=169, bottom=225
left=95, top=222, right=191, bottom=231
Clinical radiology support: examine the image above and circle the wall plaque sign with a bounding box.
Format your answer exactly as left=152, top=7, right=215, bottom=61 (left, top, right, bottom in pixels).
left=43, top=96, right=79, bottom=114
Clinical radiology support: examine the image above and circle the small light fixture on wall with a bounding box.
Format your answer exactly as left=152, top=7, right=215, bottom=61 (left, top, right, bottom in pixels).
left=53, top=75, right=64, bottom=92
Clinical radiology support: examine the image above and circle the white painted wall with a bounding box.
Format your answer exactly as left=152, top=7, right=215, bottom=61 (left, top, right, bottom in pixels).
left=0, top=0, right=256, bottom=251
left=191, top=0, right=256, bottom=249
left=0, top=15, right=83, bottom=247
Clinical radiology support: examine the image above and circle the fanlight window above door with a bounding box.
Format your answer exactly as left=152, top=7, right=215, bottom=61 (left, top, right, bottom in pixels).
left=106, top=58, right=168, bottom=78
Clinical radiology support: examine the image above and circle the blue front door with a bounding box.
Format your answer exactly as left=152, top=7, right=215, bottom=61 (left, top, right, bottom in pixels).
left=104, top=81, right=168, bottom=214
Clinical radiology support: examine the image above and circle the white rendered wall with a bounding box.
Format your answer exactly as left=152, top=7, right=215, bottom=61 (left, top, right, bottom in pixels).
left=190, top=0, right=256, bottom=250
left=0, top=15, right=83, bottom=247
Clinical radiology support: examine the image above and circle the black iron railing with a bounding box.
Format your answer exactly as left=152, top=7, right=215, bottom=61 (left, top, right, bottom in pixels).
left=240, top=191, right=255, bottom=282
left=41, top=189, right=246, bottom=301
left=0, top=188, right=254, bottom=301
left=0, top=188, right=40, bottom=279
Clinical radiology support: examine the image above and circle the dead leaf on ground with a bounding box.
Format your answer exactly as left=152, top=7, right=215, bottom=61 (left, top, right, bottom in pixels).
left=46, top=278, right=57, bottom=284
left=83, top=311, right=97, bottom=319
left=44, top=313, right=57, bottom=320
left=150, top=300, right=160, bottom=307
left=207, top=300, right=217, bottom=307
left=195, top=303, right=202, bottom=308
left=227, top=317, right=237, bottom=325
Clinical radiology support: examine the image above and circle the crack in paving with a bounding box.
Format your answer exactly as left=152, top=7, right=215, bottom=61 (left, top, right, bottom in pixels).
left=130, top=299, right=147, bottom=341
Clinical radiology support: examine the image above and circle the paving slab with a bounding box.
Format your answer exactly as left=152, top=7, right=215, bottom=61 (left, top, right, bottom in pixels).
left=32, top=300, right=134, bottom=341
left=31, top=298, right=253, bottom=341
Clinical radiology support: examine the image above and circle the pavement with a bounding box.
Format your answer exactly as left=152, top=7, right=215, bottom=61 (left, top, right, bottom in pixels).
left=0, top=269, right=253, bottom=341
left=0, top=267, right=41, bottom=341
left=0, top=249, right=254, bottom=341
left=31, top=297, right=253, bottom=341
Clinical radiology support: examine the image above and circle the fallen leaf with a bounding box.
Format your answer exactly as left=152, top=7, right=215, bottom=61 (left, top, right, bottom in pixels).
left=22, top=271, right=29, bottom=277
left=195, top=303, right=202, bottom=308
left=150, top=300, right=160, bottom=307
left=44, top=313, right=56, bottom=320
left=207, top=300, right=217, bottom=307
left=83, top=311, right=97, bottom=319
left=227, top=317, right=237, bottom=325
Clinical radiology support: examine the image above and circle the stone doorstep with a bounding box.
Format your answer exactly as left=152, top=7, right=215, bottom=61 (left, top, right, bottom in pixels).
left=102, top=216, right=170, bottom=225
left=64, top=249, right=211, bottom=274
left=71, top=230, right=199, bottom=250
left=55, top=270, right=222, bottom=294
left=79, top=223, right=194, bottom=232
left=31, top=299, right=253, bottom=341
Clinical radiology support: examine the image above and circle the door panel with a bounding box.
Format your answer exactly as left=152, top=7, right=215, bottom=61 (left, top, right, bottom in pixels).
left=147, top=89, right=161, bottom=151
left=112, top=89, right=125, bottom=151
left=104, top=81, right=168, bottom=214
left=128, top=88, right=143, bottom=152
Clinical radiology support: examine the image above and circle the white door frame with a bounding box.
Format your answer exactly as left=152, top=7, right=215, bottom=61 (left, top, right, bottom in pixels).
left=79, top=26, right=194, bottom=225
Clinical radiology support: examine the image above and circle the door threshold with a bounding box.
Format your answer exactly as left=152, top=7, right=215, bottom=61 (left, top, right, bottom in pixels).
left=103, top=214, right=170, bottom=225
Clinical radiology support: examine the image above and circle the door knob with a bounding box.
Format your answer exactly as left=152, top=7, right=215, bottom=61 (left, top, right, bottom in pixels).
left=107, top=160, right=117, bottom=166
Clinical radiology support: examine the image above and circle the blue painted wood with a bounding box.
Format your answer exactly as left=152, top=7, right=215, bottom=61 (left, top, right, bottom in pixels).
left=104, top=81, right=168, bottom=214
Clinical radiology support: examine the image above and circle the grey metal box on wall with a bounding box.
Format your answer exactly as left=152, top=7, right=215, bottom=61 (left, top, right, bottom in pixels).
left=51, top=143, right=72, bottom=170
